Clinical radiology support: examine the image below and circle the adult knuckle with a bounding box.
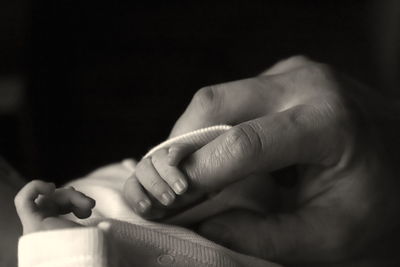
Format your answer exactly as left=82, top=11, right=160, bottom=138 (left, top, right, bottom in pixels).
left=315, top=62, right=333, bottom=75
left=301, top=63, right=334, bottom=81
left=286, top=54, right=311, bottom=65
left=290, top=105, right=348, bottom=165
left=296, top=100, right=352, bottom=166
left=224, top=124, right=263, bottom=161
left=312, top=98, right=353, bottom=145
left=321, top=99, right=349, bottom=126
left=192, top=85, right=221, bottom=116
left=287, top=105, right=313, bottom=130
left=29, top=179, right=42, bottom=187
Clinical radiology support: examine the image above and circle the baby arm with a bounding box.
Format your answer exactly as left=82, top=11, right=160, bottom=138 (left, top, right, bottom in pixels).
left=14, top=180, right=96, bottom=235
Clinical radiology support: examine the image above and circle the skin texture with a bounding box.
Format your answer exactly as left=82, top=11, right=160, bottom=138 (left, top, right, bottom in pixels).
left=14, top=180, right=95, bottom=235
left=15, top=56, right=400, bottom=266
left=163, top=56, right=400, bottom=266
left=123, top=144, right=204, bottom=220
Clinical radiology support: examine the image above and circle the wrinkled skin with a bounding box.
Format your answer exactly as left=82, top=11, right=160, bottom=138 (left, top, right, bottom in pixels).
left=168, top=56, right=400, bottom=266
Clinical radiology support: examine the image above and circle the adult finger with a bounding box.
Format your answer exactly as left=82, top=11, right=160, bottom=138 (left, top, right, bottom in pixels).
left=169, top=78, right=285, bottom=137
left=170, top=56, right=323, bottom=138
left=181, top=104, right=343, bottom=190
left=260, top=55, right=313, bottom=76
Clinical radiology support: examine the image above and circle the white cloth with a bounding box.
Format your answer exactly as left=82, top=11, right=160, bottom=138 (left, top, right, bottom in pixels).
left=18, top=126, right=281, bottom=267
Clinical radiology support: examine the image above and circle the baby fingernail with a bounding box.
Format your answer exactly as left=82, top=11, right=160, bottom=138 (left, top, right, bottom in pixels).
left=173, top=180, right=187, bottom=194
left=137, top=200, right=151, bottom=213
left=161, top=192, right=175, bottom=206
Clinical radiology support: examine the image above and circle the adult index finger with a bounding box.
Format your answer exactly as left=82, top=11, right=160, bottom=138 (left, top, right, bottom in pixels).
left=169, top=77, right=285, bottom=138
left=180, top=104, right=342, bottom=191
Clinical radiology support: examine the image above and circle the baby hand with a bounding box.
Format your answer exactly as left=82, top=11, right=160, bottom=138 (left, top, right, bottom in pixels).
left=123, top=143, right=203, bottom=219
left=14, top=180, right=96, bottom=235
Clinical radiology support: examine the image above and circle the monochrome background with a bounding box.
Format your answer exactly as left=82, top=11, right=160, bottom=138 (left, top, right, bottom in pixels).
left=0, top=0, right=398, bottom=184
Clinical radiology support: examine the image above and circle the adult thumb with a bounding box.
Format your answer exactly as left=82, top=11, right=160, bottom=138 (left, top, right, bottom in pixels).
left=181, top=105, right=333, bottom=191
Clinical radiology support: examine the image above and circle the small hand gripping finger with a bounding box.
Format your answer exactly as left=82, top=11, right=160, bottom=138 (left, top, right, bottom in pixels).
left=135, top=157, right=176, bottom=207
left=123, top=174, right=152, bottom=214
left=167, top=143, right=197, bottom=167
left=151, top=148, right=189, bottom=195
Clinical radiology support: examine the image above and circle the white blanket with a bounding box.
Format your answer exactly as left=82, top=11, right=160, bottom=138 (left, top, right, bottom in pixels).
left=18, top=126, right=281, bottom=267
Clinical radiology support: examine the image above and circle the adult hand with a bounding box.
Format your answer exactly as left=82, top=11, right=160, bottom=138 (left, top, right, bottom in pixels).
left=170, top=56, right=400, bottom=266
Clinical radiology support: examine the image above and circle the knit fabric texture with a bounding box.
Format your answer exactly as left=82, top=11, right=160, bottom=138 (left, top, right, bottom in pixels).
left=18, top=125, right=281, bottom=267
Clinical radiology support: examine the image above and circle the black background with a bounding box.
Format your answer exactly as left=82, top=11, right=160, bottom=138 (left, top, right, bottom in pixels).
left=0, top=1, right=393, bottom=183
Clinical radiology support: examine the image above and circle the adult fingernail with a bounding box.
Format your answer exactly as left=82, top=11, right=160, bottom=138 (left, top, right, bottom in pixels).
left=173, top=180, right=187, bottom=194
left=161, top=192, right=175, bottom=206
